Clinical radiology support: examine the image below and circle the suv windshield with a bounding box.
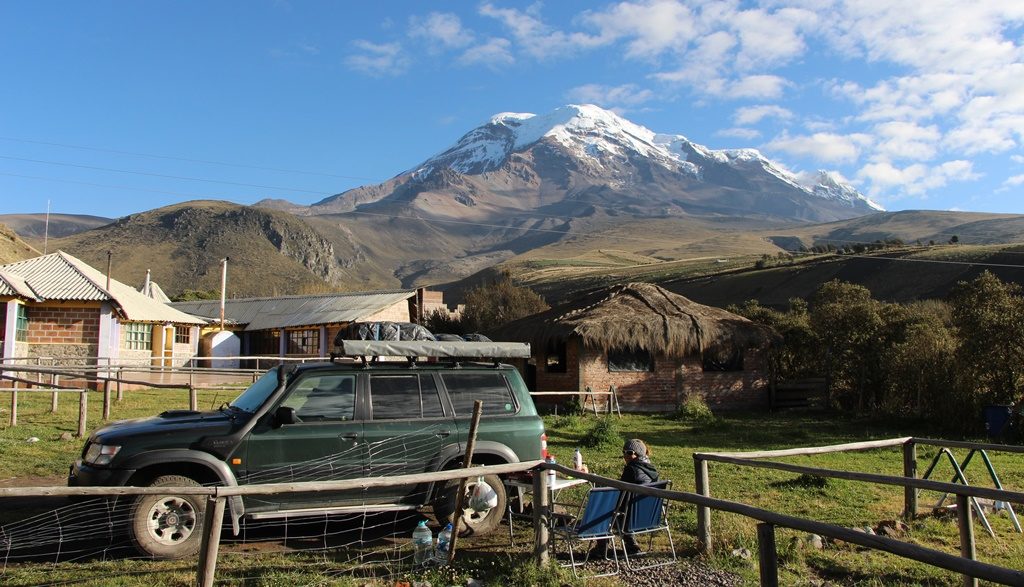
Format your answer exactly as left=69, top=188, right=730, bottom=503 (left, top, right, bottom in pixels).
left=230, top=368, right=281, bottom=413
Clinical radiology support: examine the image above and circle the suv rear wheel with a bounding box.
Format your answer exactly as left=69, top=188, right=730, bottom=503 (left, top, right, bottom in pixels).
left=129, top=475, right=207, bottom=559
left=434, top=474, right=506, bottom=535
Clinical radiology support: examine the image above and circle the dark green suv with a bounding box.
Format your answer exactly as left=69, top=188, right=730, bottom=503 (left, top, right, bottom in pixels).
left=68, top=341, right=545, bottom=559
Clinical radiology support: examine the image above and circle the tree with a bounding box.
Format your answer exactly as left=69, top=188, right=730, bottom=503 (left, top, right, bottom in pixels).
left=949, top=271, right=1024, bottom=408
left=460, top=272, right=549, bottom=333
left=810, top=280, right=884, bottom=409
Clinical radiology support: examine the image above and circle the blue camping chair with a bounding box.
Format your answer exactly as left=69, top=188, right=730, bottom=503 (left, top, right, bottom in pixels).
left=619, top=479, right=677, bottom=570
left=550, top=486, right=622, bottom=577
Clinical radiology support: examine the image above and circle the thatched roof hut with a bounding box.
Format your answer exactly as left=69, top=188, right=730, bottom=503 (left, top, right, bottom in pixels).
left=494, top=282, right=777, bottom=356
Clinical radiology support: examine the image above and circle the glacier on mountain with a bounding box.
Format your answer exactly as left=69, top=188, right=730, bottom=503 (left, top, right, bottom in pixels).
left=414, top=104, right=881, bottom=211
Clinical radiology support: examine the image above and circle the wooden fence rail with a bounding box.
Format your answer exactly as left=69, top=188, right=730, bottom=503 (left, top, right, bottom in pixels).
left=545, top=462, right=1024, bottom=586
left=693, top=437, right=1024, bottom=587
left=2, top=457, right=1023, bottom=586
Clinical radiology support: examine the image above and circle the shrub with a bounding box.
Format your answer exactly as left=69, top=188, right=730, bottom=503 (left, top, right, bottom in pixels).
left=562, top=395, right=584, bottom=417
left=580, top=417, right=622, bottom=450
left=677, top=395, right=716, bottom=425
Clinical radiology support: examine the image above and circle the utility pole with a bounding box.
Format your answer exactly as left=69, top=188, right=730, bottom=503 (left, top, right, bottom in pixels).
left=219, top=257, right=229, bottom=330
left=105, top=251, right=112, bottom=291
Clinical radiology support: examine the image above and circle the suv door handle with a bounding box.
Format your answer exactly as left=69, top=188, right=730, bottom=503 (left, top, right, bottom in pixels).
left=435, top=430, right=451, bottom=438
left=340, top=433, right=360, bottom=440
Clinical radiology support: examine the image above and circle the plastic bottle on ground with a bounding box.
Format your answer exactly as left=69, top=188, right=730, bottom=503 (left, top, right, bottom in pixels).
left=435, top=522, right=453, bottom=561
left=412, top=519, right=433, bottom=566
left=573, top=448, right=583, bottom=471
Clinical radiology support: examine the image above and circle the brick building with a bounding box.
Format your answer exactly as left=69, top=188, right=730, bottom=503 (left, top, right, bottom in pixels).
left=495, top=282, right=777, bottom=412
left=170, top=287, right=449, bottom=363
left=0, top=251, right=206, bottom=372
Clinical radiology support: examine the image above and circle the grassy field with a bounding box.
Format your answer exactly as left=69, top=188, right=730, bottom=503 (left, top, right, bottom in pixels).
left=543, top=411, right=1024, bottom=586
left=1, top=389, right=1023, bottom=585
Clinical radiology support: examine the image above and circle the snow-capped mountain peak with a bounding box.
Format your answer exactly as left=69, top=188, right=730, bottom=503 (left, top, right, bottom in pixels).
left=391, top=104, right=882, bottom=219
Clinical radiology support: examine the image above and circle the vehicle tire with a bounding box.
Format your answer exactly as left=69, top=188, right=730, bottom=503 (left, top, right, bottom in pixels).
left=129, top=475, right=207, bottom=560
left=433, top=473, right=507, bottom=536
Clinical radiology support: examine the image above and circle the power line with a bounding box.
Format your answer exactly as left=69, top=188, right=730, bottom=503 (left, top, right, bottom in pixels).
left=0, top=136, right=381, bottom=181
left=0, top=154, right=336, bottom=196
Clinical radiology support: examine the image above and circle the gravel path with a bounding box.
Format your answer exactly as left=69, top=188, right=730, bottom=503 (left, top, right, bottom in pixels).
left=563, top=553, right=743, bottom=586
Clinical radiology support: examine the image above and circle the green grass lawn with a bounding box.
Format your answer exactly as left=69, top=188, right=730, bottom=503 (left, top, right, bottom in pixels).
left=2, top=389, right=1022, bottom=585
left=543, top=411, right=1024, bottom=586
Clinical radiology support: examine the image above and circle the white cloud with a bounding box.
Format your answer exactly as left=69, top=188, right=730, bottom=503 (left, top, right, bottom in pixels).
left=717, top=127, right=761, bottom=141
left=1004, top=174, right=1024, bottom=187
left=1013, top=155, right=1024, bottom=164
left=458, top=38, right=515, bottom=69
left=479, top=3, right=602, bottom=60
left=565, top=84, right=654, bottom=110
left=579, top=0, right=698, bottom=59
left=731, top=7, right=817, bottom=71
left=858, top=159, right=979, bottom=196
left=766, top=131, right=872, bottom=164
left=409, top=12, right=474, bottom=49
left=734, top=105, right=794, bottom=126
left=872, top=121, right=941, bottom=161
left=345, top=40, right=410, bottom=76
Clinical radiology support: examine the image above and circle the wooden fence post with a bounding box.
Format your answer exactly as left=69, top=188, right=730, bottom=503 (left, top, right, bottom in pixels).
left=189, top=385, right=198, bottom=411
left=77, top=390, right=88, bottom=437
left=903, top=440, right=917, bottom=520
left=116, top=368, right=123, bottom=402
left=196, top=495, right=226, bottom=587
left=757, top=523, right=779, bottom=587
left=695, top=455, right=712, bottom=553
left=448, top=400, right=483, bottom=563
left=9, top=382, right=17, bottom=427
left=957, top=493, right=978, bottom=587
left=533, top=462, right=550, bottom=566
left=102, top=379, right=111, bottom=421
left=50, top=372, right=59, bottom=413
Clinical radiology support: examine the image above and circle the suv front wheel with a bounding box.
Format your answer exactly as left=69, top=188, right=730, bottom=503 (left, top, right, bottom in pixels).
left=129, top=475, right=207, bottom=559
left=434, top=474, right=507, bottom=535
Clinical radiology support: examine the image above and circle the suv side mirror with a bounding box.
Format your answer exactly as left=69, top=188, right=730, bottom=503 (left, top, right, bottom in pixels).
left=274, top=406, right=299, bottom=428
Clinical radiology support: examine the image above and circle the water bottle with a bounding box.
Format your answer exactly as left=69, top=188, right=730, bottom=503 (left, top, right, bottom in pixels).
left=435, top=522, right=453, bottom=561
left=412, top=520, right=433, bottom=566
left=546, top=455, right=557, bottom=486
left=573, top=448, right=583, bottom=471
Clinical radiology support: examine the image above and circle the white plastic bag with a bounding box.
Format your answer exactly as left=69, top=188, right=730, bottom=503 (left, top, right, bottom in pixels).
left=468, top=476, right=498, bottom=513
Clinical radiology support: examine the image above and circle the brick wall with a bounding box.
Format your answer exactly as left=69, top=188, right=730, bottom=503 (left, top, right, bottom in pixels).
left=572, top=339, right=769, bottom=413
left=363, top=300, right=411, bottom=323
left=579, top=346, right=680, bottom=412
left=25, top=305, right=100, bottom=345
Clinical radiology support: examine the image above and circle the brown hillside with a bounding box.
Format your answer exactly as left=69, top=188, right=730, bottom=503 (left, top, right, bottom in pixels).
left=0, top=223, right=39, bottom=264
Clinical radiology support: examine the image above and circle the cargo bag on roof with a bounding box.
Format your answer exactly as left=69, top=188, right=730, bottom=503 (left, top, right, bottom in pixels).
left=336, top=321, right=436, bottom=345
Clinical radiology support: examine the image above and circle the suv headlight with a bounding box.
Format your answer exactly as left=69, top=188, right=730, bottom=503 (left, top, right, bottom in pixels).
left=83, top=443, right=121, bottom=466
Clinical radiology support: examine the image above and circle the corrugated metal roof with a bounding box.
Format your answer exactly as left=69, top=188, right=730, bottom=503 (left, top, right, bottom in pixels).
left=0, top=251, right=205, bottom=324
left=170, top=290, right=416, bottom=331
left=0, top=270, right=40, bottom=300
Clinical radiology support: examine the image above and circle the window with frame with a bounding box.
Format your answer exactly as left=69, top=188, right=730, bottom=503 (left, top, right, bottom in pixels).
left=544, top=339, right=567, bottom=373
left=174, top=326, right=191, bottom=344
left=702, top=347, right=744, bottom=372
left=287, top=328, right=320, bottom=355
left=370, top=374, right=445, bottom=420
left=14, top=304, right=28, bottom=342
left=607, top=347, right=653, bottom=372
left=124, top=322, right=152, bottom=351
left=250, top=330, right=281, bottom=355
left=442, top=372, right=516, bottom=416
left=281, top=374, right=356, bottom=421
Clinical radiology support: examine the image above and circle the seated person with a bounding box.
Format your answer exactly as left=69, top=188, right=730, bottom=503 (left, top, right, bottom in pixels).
left=591, top=438, right=659, bottom=558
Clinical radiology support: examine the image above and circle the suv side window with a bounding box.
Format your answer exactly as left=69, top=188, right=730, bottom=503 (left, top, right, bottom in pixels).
left=281, top=374, right=356, bottom=421
left=370, top=374, right=444, bottom=419
left=442, top=372, right=516, bottom=416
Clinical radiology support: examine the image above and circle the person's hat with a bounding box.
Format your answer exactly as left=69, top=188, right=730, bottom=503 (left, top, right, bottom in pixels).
left=623, top=438, right=646, bottom=458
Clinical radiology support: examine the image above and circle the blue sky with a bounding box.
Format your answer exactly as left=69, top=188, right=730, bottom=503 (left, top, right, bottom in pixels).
left=2, top=1, right=1023, bottom=218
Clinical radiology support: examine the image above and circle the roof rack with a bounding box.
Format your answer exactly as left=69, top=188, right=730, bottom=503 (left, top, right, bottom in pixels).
left=334, top=340, right=531, bottom=360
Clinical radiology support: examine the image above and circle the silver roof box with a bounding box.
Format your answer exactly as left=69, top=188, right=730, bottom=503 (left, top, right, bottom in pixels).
left=336, top=340, right=531, bottom=359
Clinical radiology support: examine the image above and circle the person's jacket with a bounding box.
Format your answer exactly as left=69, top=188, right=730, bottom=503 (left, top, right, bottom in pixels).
left=621, top=459, right=659, bottom=485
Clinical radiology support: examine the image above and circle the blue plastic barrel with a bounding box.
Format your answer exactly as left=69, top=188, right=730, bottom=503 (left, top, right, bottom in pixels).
left=983, top=405, right=1013, bottom=440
